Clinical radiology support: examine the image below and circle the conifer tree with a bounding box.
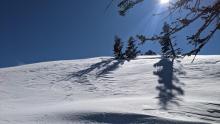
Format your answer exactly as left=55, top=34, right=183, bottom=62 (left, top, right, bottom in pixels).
left=159, top=22, right=181, bottom=59
left=113, top=36, right=124, bottom=59
left=144, top=50, right=156, bottom=55
left=115, top=0, right=220, bottom=59
left=125, top=37, right=140, bottom=60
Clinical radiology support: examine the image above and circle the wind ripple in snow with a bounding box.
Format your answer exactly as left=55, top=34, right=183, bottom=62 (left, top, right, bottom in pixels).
left=0, top=56, right=220, bottom=124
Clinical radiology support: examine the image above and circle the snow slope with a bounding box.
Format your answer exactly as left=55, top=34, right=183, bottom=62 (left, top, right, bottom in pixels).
left=0, top=55, right=219, bottom=124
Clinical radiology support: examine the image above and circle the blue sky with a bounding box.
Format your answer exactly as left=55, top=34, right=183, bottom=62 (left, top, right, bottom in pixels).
left=0, top=0, right=219, bottom=68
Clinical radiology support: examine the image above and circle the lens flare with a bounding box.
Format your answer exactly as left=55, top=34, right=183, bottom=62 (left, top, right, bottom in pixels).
left=160, top=0, right=169, bottom=4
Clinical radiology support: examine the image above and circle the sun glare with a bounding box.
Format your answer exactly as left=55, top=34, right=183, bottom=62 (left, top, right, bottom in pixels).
left=160, top=0, right=169, bottom=4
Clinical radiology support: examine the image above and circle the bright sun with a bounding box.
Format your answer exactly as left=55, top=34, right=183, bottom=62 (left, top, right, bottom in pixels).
left=160, top=0, right=169, bottom=4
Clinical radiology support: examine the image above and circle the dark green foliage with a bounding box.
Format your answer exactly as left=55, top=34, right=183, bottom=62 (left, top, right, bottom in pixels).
left=113, top=36, right=140, bottom=60
left=118, top=0, right=144, bottom=16
left=125, top=37, right=140, bottom=60
left=113, top=36, right=124, bottom=59
left=159, top=22, right=181, bottom=59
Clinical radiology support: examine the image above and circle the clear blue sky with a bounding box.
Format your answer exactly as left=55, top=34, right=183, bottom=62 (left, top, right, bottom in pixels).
left=0, top=0, right=219, bottom=68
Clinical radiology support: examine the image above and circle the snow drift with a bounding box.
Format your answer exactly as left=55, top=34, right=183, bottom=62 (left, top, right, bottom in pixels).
left=0, top=55, right=219, bottom=124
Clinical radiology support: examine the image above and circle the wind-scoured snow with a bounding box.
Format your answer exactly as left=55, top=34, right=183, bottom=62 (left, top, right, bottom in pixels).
left=0, top=55, right=219, bottom=124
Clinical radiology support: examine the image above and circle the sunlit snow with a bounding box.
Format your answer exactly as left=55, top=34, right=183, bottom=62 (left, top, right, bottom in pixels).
left=0, top=55, right=219, bottom=124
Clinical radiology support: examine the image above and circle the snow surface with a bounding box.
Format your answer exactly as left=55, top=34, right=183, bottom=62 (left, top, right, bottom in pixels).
left=0, top=55, right=219, bottom=124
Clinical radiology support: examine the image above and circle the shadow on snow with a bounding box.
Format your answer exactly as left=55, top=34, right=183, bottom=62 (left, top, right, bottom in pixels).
left=62, top=58, right=125, bottom=81
left=62, top=112, right=208, bottom=124
left=153, top=57, right=186, bottom=110
left=62, top=57, right=186, bottom=110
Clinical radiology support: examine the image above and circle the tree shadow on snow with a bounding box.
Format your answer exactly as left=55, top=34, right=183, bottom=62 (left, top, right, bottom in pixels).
left=63, top=58, right=124, bottom=81
left=62, top=112, right=208, bottom=124
left=96, top=60, right=125, bottom=78
left=153, top=57, right=186, bottom=110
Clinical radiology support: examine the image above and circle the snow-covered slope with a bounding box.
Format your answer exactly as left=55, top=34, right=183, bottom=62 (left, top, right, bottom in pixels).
left=0, top=55, right=219, bottom=124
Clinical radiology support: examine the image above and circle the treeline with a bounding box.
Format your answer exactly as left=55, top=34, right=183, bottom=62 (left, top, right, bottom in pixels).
left=113, top=36, right=156, bottom=60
